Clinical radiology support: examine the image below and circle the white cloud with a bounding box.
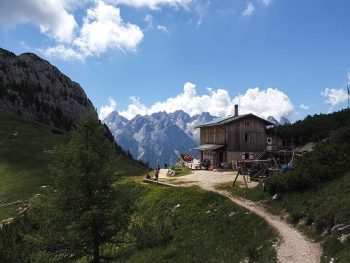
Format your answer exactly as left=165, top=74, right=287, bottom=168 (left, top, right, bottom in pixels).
left=143, top=14, right=154, bottom=30
left=74, top=1, right=144, bottom=56
left=157, top=25, right=169, bottom=33
left=45, top=0, right=144, bottom=60
left=114, top=0, right=191, bottom=10
left=0, top=0, right=78, bottom=43
left=260, top=0, right=272, bottom=6
left=321, top=88, right=348, bottom=106
left=242, top=2, right=255, bottom=17
left=300, top=104, right=311, bottom=110
left=193, top=0, right=210, bottom=27
left=233, top=87, right=294, bottom=120
left=42, top=45, right=84, bottom=61
left=118, top=82, right=294, bottom=120
left=1, top=0, right=143, bottom=60
left=99, top=97, right=117, bottom=120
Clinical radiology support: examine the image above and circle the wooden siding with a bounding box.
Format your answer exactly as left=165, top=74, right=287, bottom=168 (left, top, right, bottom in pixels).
left=200, top=126, right=226, bottom=145
left=199, top=116, right=268, bottom=152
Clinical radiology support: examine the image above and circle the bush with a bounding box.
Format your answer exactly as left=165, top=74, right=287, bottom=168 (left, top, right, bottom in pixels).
left=266, top=125, right=350, bottom=193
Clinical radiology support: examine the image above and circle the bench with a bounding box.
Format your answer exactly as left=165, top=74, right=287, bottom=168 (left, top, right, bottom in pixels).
left=143, top=179, right=178, bottom=187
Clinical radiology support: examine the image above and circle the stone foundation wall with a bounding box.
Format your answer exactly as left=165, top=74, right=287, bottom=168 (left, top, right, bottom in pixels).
left=227, top=151, right=263, bottom=161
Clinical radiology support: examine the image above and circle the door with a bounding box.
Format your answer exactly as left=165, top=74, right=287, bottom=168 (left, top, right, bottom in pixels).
left=219, top=151, right=224, bottom=164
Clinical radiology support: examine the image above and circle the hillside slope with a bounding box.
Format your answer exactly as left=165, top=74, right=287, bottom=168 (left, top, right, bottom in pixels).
left=0, top=112, right=146, bottom=221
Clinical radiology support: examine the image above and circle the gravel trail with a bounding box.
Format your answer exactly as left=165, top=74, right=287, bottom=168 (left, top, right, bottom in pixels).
left=160, top=169, right=322, bottom=263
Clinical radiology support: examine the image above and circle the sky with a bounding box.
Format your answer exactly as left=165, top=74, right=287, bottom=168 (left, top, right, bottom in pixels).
left=0, top=0, right=350, bottom=122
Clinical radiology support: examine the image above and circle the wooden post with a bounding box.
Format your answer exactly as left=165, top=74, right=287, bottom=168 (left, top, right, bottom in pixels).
left=232, top=164, right=249, bottom=189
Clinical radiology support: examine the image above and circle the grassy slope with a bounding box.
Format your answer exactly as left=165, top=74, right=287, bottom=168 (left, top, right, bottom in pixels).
left=107, top=185, right=277, bottom=263
left=0, top=112, right=69, bottom=220
left=220, top=172, right=350, bottom=262
left=0, top=112, right=146, bottom=221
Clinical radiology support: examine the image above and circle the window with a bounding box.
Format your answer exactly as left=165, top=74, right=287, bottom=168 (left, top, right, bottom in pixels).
left=245, top=133, right=250, bottom=142
left=245, top=121, right=250, bottom=126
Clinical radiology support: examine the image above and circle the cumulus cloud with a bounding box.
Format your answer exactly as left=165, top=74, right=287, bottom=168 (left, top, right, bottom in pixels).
left=0, top=0, right=78, bottom=43
left=300, top=104, right=311, bottom=110
left=45, top=1, right=144, bottom=60
left=242, top=2, right=255, bottom=16
left=115, top=82, right=294, bottom=120
left=99, top=97, right=117, bottom=120
left=75, top=1, right=143, bottom=55
left=43, top=45, right=84, bottom=61
left=1, top=0, right=144, bottom=60
left=114, top=0, right=191, bottom=10
left=321, top=88, right=348, bottom=106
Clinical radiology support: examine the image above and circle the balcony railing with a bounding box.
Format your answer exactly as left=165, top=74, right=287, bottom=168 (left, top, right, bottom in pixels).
left=267, top=145, right=292, bottom=152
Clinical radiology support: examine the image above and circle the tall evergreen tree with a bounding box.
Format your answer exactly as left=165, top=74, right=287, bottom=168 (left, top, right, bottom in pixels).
left=49, top=115, right=128, bottom=262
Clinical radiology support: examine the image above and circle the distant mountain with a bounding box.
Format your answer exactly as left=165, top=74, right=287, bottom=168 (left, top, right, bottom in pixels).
left=169, top=110, right=215, bottom=142
left=0, top=48, right=96, bottom=129
left=267, top=116, right=291, bottom=126
left=267, top=116, right=280, bottom=125
left=103, top=111, right=128, bottom=136
left=103, top=110, right=216, bottom=167
left=280, top=116, right=291, bottom=125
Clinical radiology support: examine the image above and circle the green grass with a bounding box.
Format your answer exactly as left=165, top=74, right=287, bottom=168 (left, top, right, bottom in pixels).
left=103, top=184, right=278, bottom=263
left=220, top=173, right=350, bottom=262
left=169, top=164, right=192, bottom=177
left=0, top=112, right=69, bottom=220
left=0, top=112, right=146, bottom=221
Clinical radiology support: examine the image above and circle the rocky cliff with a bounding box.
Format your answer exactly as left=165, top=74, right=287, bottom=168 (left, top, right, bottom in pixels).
left=0, top=48, right=96, bottom=129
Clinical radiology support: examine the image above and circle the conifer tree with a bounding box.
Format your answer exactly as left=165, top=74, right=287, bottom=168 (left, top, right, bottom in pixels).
left=50, top=115, right=127, bottom=262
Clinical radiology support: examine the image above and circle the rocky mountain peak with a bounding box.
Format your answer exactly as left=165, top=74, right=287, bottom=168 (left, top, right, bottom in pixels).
left=0, top=47, right=96, bottom=129
left=103, top=110, right=217, bottom=167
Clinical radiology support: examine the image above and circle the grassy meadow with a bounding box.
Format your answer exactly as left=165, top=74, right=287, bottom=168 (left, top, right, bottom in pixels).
left=103, top=183, right=277, bottom=263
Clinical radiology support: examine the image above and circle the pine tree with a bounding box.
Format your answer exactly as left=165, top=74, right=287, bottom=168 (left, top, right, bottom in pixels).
left=50, top=114, right=128, bottom=262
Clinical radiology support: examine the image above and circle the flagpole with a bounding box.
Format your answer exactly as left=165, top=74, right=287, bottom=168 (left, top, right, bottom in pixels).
left=348, top=84, right=350, bottom=109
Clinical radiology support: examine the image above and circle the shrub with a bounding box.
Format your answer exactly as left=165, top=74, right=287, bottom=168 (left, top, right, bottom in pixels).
left=266, top=125, right=350, bottom=193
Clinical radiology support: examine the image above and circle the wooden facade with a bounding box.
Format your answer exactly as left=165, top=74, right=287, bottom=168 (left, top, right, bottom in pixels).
left=197, top=113, right=274, bottom=167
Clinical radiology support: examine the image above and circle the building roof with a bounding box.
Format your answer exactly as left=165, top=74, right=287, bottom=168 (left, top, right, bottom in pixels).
left=193, top=144, right=225, bottom=151
left=196, top=113, right=274, bottom=128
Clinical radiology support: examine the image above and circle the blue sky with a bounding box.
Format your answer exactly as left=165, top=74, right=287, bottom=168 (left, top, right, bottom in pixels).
left=0, top=0, right=349, bottom=121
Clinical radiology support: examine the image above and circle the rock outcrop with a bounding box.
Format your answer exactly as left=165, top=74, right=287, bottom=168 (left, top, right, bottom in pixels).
left=0, top=48, right=96, bottom=129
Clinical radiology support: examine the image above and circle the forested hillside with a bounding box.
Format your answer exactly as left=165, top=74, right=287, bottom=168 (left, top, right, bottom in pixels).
left=272, top=108, right=350, bottom=145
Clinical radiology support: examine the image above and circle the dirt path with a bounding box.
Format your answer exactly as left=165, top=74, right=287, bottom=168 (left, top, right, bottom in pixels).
left=160, top=169, right=322, bottom=263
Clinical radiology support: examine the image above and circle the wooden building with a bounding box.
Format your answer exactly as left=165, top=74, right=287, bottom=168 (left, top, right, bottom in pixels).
left=195, top=105, right=277, bottom=167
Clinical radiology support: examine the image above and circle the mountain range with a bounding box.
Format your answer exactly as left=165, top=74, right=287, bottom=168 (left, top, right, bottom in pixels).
left=103, top=110, right=215, bottom=168
left=267, top=116, right=291, bottom=126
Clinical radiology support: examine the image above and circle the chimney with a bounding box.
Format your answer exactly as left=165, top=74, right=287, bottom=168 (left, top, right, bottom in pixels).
left=234, top=104, right=239, bottom=117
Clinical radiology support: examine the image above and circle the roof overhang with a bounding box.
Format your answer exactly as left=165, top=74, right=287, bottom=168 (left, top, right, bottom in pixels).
left=195, top=113, right=274, bottom=128
left=193, top=144, right=225, bottom=151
